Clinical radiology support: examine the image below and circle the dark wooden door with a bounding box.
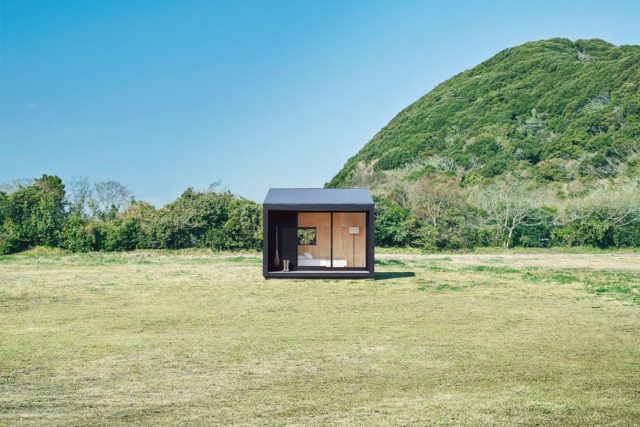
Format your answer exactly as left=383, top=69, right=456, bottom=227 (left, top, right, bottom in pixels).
left=281, top=225, right=298, bottom=270
left=268, top=211, right=297, bottom=271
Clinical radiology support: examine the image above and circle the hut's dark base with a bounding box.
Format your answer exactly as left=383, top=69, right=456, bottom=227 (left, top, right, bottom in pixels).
left=265, top=270, right=373, bottom=279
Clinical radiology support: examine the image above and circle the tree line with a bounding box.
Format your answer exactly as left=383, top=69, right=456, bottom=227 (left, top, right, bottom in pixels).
left=0, top=175, right=262, bottom=254
left=1, top=174, right=639, bottom=255
left=374, top=174, right=640, bottom=250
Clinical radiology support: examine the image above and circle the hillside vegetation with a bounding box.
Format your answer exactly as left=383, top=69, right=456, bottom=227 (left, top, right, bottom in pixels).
left=328, top=38, right=640, bottom=249
left=330, top=38, right=640, bottom=187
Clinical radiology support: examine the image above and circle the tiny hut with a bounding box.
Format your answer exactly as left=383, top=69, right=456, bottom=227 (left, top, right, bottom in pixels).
left=263, top=188, right=375, bottom=278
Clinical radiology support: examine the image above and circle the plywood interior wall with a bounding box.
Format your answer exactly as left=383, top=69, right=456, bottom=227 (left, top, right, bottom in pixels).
left=297, top=212, right=331, bottom=260
left=332, top=212, right=366, bottom=267
left=297, top=211, right=366, bottom=267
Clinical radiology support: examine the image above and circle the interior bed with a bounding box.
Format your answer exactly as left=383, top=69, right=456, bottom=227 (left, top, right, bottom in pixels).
left=298, top=253, right=347, bottom=268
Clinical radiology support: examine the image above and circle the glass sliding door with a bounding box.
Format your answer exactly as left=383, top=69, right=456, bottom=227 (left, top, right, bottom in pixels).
left=297, top=212, right=367, bottom=270
left=297, top=212, right=332, bottom=268
left=332, top=212, right=366, bottom=268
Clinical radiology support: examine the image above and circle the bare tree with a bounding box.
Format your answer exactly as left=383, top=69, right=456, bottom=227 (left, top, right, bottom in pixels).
left=206, top=180, right=230, bottom=194
left=583, top=93, right=610, bottom=112
left=407, top=177, right=461, bottom=227
left=349, top=161, right=376, bottom=188
left=561, top=178, right=640, bottom=227
left=471, top=179, right=549, bottom=250
left=0, top=178, right=34, bottom=194
left=207, top=180, right=223, bottom=193
left=402, top=155, right=457, bottom=174
left=66, top=176, right=92, bottom=215
left=576, top=51, right=592, bottom=62
left=385, top=176, right=410, bottom=208
left=93, top=181, right=132, bottom=216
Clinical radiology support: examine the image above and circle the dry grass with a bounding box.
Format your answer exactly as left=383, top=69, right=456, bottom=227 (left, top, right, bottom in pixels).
left=1, top=249, right=639, bottom=425
left=377, top=251, right=640, bottom=272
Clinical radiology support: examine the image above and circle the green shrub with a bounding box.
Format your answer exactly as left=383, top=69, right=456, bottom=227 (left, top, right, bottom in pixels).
left=0, top=219, right=22, bottom=255
left=61, top=213, right=95, bottom=252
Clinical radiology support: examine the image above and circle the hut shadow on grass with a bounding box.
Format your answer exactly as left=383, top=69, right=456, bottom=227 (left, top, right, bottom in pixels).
left=374, top=271, right=416, bottom=281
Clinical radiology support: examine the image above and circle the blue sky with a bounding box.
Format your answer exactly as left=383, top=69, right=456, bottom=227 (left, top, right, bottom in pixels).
left=1, top=0, right=639, bottom=204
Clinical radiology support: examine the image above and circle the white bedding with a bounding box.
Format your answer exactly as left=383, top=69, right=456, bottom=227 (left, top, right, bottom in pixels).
left=298, top=257, right=347, bottom=268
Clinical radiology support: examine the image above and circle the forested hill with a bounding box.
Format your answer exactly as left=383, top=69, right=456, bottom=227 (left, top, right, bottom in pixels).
left=328, top=38, right=640, bottom=188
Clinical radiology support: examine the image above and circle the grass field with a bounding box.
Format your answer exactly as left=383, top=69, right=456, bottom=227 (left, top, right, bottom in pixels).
left=1, top=249, right=639, bottom=425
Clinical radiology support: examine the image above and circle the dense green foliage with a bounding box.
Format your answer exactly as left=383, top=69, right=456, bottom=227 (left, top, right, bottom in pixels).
left=0, top=176, right=262, bottom=254
left=0, top=172, right=637, bottom=254
left=372, top=189, right=640, bottom=250
left=330, top=38, right=640, bottom=187
left=0, top=175, right=66, bottom=253
left=328, top=38, right=640, bottom=250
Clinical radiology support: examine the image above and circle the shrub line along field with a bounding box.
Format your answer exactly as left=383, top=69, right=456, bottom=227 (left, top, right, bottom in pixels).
left=1, top=249, right=639, bottom=425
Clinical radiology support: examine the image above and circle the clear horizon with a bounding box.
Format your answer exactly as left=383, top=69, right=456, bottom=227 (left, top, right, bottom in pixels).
left=1, top=0, right=639, bottom=205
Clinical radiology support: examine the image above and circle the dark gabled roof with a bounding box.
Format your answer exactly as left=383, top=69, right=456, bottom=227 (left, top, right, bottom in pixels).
left=263, top=188, right=374, bottom=207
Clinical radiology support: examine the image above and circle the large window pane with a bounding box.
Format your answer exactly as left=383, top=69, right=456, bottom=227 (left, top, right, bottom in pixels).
left=297, top=213, right=331, bottom=268
left=332, top=212, right=366, bottom=268
left=296, top=212, right=367, bottom=269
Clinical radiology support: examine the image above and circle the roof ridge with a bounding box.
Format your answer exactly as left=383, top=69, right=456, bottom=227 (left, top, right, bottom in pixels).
left=264, top=188, right=374, bottom=205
